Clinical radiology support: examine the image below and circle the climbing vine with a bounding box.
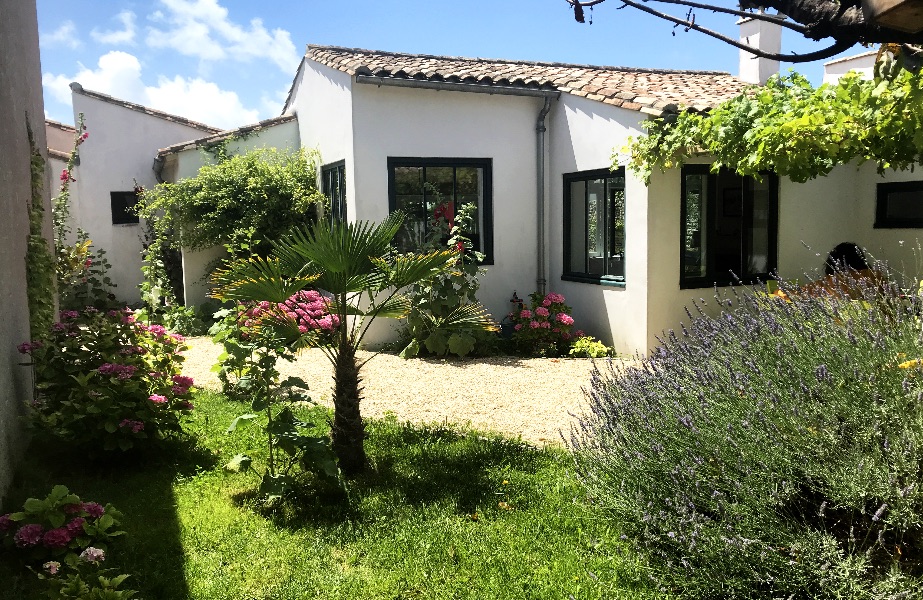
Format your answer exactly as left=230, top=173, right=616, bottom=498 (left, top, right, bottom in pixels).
left=624, top=52, right=923, bottom=184
left=25, top=116, right=56, bottom=337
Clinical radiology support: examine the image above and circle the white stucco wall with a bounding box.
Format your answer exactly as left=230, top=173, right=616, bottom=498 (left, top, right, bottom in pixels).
left=823, top=52, right=876, bottom=84
left=70, top=91, right=222, bottom=304
left=547, top=94, right=652, bottom=354
left=0, top=0, right=48, bottom=505
left=169, top=120, right=301, bottom=306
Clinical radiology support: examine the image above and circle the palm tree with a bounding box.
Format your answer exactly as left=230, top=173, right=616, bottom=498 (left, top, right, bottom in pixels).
left=211, top=213, right=490, bottom=475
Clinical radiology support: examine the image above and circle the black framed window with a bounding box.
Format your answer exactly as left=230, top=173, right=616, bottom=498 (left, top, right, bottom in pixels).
left=322, top=160, right=346, bottom=224
left=387, top=157, right=493, bottom=264
left=110, top=191, right=140, bottom=225
left=681, top=166, right=778, bottom=289
left=875, top=181, right=923, bottom=228
left=563, top=168, right=626, bottom=284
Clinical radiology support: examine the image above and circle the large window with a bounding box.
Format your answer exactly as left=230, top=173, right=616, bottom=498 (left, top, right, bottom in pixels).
left=563, top=168, right=626, bottom=285
left=681, top=166, right=778, bottom=288
left=387, top=158, right=493, bottom=264
left=110, top=191, right=140, bottom=225
left=875, top=180, right=923, bottom=228
left=322, top=160, right=346, bottom=224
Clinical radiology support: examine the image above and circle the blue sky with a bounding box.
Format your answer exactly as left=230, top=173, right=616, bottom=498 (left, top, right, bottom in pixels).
left=36, top=0, right=854, bottom=130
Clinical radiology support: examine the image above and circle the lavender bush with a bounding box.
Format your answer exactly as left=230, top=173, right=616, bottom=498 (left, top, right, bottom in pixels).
left=571, top=274, right=923, bottom=598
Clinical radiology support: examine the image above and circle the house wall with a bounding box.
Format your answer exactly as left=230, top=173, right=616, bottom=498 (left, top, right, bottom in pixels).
left=170, top=120, right=302, bottom=307
left=348, top=82, right=543, bottom=344
left=0, top=0, right=49, bottom=506
left=547, top=94, right=652, bottom=354
left=70, top=92, right=222, bottom=305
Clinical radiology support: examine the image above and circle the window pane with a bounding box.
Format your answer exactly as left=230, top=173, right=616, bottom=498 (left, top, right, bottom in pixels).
left=886, top=190, right=923, bottom=220
left=425, top=166, right=455, bottom=221
left=587, top=178, right=606, bottom=275
left=456, top=167, right=481, bottom=235
left=569, top=180, right=587, bottom=273
left=607, top=177, right=626, bottom=279
left=683, top=174, right=707, bottom=279
left=746, top=177, right=771, bottom=275
left=394, top=166, right=425, bottom=252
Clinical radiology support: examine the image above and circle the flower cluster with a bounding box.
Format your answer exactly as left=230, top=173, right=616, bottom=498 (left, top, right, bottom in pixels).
left=234, top=291, right=340, bottom=346
left=0, top=486, right=123, bottom=564
left=508, top=291, right=581, bottom=356
left=277, top=290, right=340, bottom=333
left=20, top=307, right=194, bottom=451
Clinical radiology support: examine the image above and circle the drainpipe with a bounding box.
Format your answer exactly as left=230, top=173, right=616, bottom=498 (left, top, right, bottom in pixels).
left=152, top=155, right=166, bottom=183
left=535, top=95, right=552, bottom=296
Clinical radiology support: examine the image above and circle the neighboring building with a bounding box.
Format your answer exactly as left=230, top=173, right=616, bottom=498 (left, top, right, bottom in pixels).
left=0, top=0, right=51, bottom=504
left=57, top=26, right=923, bottom=355
left=823, top=51, right=877, bottom=84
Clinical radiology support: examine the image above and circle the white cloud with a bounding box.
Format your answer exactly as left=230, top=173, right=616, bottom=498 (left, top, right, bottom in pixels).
left=145, top=0, right=300, bottom=73
left=42, top=50, right=260, bottom=130
left=91, top=11, right=137, bottom=45
left=40, top=21, right=81, bottom=50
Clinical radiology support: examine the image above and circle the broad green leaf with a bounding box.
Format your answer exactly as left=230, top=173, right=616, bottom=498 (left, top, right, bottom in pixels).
left=226, top=414, right=258, bottom=433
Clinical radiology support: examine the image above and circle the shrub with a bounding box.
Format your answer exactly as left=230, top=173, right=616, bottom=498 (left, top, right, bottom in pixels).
left=568, top=335, right=612, bottom=358
left=20, top=308, right=194, bottom=451
left=509, top=291, right=578, bottom=356
left=570, top=276, right=923, bottom=598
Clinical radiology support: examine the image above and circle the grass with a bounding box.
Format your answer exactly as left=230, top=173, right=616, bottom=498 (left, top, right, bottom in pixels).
left=1, top=390, right=658, bottom=599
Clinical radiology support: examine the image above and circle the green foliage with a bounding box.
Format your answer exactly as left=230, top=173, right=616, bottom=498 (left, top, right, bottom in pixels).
left=20, top=309, right=194, bottom=452
left=136, top=147, right=325, bottom=259
left=510, top=291, right=578, bottom=357
left=568, top=335, right=613, bottom=358
left=626, top=65, right=923, bottom=184
left=25, top=117, right=56, bottom=337
left=400, top=201, right=497, bottom=359
left=571, top=273, right=923, bottom=598
left=43, top=571, right=136, bottom=600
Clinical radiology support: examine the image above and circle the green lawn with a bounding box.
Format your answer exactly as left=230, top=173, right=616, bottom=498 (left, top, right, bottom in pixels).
left=1, top=391, right=659, bottom=599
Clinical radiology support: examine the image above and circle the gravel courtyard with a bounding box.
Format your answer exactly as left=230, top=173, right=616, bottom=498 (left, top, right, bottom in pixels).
left=180, top=337, right=629, bottom=445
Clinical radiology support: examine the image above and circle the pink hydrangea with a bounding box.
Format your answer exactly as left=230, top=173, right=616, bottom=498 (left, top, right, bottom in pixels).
left=13, top=524, right=44, bottom=548
left=17, top=341, right=42, bottom=354
left=520, top=309, right=532, bottom=319
left=118, top=420, right=144, bottom=433
left=81, top=503, right=105, bottom=518
left=555, top=313, right=575, bottom=326
left=60, top=310, right=79, bottom=320
left=540, top=321, right=551, bottom=329
left=172, top=375, right=194, bottom=388
left=542, top=298, right=552, bottom=307
left=42, top=527, right=73, bottom=549
left=535, top=307, right=550, bottom=317
left=545, top=292, right=566, bottom=304
left=529, top=321, right=540, bottom=329
left=43, top=561, right=61, bottom=575
left=513, top=324, right=522, bottom=331
left=149, top=394, right=167, bottom=404
left=79, top=547, right=105, bottom=563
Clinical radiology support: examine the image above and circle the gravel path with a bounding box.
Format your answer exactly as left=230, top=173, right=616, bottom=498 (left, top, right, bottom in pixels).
left=180, top=337, right=628, bottom=445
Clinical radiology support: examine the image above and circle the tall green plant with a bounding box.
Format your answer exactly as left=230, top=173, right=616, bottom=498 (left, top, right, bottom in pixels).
left=25, top=117, right=56, bottom=337
left=400, top=200, right=496, bottom=358
left=212, top=213, right=457, bottom=475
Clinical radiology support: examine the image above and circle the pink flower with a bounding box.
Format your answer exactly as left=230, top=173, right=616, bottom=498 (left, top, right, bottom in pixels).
left=42, top=527, right=73, bottom=549
left=514, top=324, right=522, bottom=331
left=542, top=298, right=552, bottom=307
left=118, top=419, right=144, bottom=433
left=535, top=307, right=549, bottom=317
left=43, top=561, right=61, bottom=575
left=540, top=321, right=551, bottom=329
left=84, top=258, right=93, bottom=268
left=13, top=524, right=44, bottom=547
left=575, top=329, right=585, bottom=338
left=17, top=341, right=41, bottom=354
left=80, top=502, right=104, bottom=518
left=79, top=547, right=105, bottom=563
left=60, top=310, right=79, bottom=320
left=0, top=514, right=12, bottom=532
left=562, top=332, right=572, bottom=340
left=172, top=375, right=194, bottom=388
left=65, top=517, right=85, bottom=535
left=529, top=321, right=540, bottom=329
left=60, top=169, right=70, bottom=182
left=545, top=292, right=565, bottom=304
left=149, top=394, right=167, bottom=404
left=520, top=309, right=532, bottom=319
left=555, top=313, right=575, bottom=326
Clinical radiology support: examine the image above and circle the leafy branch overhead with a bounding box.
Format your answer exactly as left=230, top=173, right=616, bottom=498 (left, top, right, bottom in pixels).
left=566, top=0, right=923, bottom=64
left=624, top=59, right=923, bottom=183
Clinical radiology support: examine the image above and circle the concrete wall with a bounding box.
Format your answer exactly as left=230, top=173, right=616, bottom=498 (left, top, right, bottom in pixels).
left=69, top=91, right=222, bottom=304
left=169, top=120, right=301, bottom=306
left=0, top=0, right=49, bottom=506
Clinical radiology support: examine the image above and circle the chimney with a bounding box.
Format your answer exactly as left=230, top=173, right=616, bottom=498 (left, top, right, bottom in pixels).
left=737, top=12, right=783, bottom=84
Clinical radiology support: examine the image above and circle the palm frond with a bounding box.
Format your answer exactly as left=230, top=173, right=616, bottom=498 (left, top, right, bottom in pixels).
left=210, top=256, right=318, bottom=303
left=372, top=250, right=457, bottom=290
left=431, top=302, right=499, bottom=332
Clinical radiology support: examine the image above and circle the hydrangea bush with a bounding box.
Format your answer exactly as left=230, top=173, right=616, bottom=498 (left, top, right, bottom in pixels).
left=509, top=291, right=579, bottom=356
left=570, top=276, right=923, bottom=598
left=20, top=308, right=194, bottom=451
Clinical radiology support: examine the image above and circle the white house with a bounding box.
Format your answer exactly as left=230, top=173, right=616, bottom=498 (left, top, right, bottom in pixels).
left=59, top=25, right=923, bottom=355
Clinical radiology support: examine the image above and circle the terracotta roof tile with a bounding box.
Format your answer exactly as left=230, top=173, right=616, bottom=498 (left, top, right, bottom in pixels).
left=306, top=45, right=749, bottom=116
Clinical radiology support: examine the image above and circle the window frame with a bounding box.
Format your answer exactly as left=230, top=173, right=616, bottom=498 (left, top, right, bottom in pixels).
left=109, top=190, right=140, bottom=226
left=321, top=160, right=347, bottom=225
left=386, top=157, right=493, bottom=264
left=875, top=180, right=923, bottom=228
left=562, top=167, right=627, bottom=286
left=679, top=165, right=779, bottom=289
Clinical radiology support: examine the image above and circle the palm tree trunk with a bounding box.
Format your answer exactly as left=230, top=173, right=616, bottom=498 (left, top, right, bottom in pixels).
left=331, top=339, right=367, bottom=475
